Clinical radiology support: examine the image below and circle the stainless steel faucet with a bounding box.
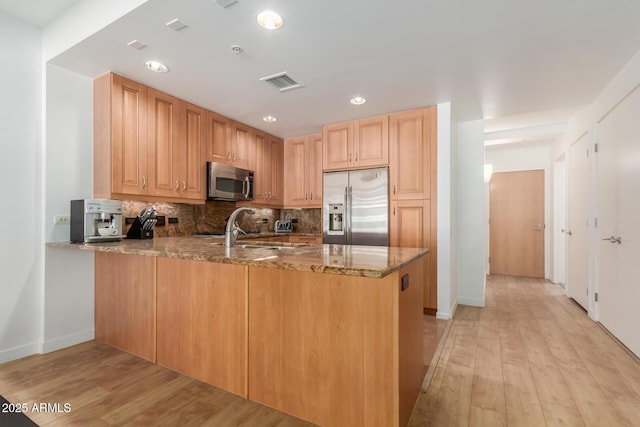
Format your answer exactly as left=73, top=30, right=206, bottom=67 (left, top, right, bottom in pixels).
left=225, top=207, right=255, bottom=247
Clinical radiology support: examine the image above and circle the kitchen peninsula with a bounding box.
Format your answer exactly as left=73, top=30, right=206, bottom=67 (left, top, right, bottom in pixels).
left=48, top=237, right=428, bottom=427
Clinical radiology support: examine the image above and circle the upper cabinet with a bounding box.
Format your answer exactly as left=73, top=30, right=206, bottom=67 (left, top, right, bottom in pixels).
left=94, top=73, right=206, bottom=203
left=284, top=133, right=322, bottom=207
left=322, top=115, right=388, bottom=171
left=389, top=108, right=434, bottom=200
left=206, top=113, right=255, bottom=171
left=104, top=74, right=148, bottom=197
left=248, top=131, right=283, bottom=207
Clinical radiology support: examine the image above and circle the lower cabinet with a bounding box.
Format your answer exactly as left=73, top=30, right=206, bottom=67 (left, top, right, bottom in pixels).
left=156, top=258, right=247, bottom=397
left=95, top=252, right=157, bottom=362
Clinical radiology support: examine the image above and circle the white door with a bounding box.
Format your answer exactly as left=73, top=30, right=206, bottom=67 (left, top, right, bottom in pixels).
left=596, top=85, right=640, bottom=357
left=567, top=134, right=589, bottom=310
left=553, top=157, right=567, bottom=285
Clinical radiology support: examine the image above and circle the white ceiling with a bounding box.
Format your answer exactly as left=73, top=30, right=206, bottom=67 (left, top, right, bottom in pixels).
left=3, top=0, right=640, bottom=139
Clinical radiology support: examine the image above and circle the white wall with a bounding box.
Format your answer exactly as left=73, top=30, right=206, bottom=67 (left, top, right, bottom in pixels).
left=0, top=12, right=44, bottom=362
left=436, top=102, right=457, bottom=319
left=485, top=142, right=552, bottom=279
left=456, top=120, right=486, bottom=307
left=43, top=64, right=95, bottom=352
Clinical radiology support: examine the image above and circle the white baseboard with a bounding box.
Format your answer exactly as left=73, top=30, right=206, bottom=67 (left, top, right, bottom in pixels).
left=436, top=298, right=459, bottom=320
left=457, top=296, right=485, bottom=307
left=42, top=329, right=94, bottom=354
left=0, top=342, right=42, bottom=364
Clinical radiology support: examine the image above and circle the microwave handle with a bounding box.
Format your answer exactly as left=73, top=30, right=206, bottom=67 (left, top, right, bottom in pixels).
left=243, top=176, right=251, bottom=199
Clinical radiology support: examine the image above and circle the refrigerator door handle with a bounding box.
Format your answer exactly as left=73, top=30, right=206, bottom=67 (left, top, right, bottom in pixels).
left=344, top=187, right=349, bottom=245
left=347, top=186, right=353, bottom=244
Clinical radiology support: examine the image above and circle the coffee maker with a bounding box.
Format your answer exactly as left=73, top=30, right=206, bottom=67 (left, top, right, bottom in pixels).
left=70, top=199, right=124, bottom=243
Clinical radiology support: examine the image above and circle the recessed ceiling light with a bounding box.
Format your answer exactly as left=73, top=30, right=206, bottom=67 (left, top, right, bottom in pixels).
left=145, top=60, right=168, bottom=73
left=257, top=10, right=283, bottom=30
left=263, top=115, right=277, bottom=123
left=350, top=96, right=366, bottom=105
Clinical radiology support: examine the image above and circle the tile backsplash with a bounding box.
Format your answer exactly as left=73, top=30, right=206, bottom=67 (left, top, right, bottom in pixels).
left=122, top=201, right=320, bottom=237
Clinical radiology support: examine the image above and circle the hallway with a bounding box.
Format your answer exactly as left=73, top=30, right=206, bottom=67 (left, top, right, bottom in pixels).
left=411, top=275, right=640, bottom=426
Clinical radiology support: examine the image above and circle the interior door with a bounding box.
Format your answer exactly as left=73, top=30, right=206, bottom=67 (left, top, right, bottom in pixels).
left=489, top=170, right=544, bottom=277
left=596, top=86, right=640, bottom=357
left=567, top=134, right=589, bottom=310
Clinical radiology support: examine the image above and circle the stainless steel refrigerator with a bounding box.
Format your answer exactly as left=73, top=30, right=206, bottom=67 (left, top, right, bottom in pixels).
left=322, top=167, right=389, bottom=246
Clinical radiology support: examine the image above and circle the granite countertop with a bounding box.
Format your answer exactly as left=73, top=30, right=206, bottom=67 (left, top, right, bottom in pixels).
left=46, top=236, right=429, bottom=278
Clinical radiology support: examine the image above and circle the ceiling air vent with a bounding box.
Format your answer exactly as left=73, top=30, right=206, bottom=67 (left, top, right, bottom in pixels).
left=260, top=72, right=303, bottom=92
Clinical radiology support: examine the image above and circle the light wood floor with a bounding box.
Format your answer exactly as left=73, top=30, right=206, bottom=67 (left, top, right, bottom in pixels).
left=0, top=316, right=446, bottom=426
left=410, top=274, right=640, bottom=427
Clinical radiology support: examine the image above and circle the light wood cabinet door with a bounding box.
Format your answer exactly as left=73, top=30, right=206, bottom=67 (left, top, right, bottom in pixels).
left=229, top=121, right=254, bottom=170
left=206, top=111, right=231, bottom=165
left=179, top=102, right=207, bottom=200
left=156, top=258, right=247, bottom=397
left=354, top=115, right=388, bottom=168
left=111, top=74, right=148, bottom=195
left=390, top=199, right=436, bottom=310
left=147, top=89, right=180, bottom=198
left=268, top=136, right=284, bottom=205
left=308, top=133, right=323, bottom=206
left=389, top=108, right=432, bottom=200
left=284, top=136, right=307, bottom=206
left=95, top=252, right=156, bottom=362
left=284, top=133, right=323, bottom=207
left=253, top=131, right=271, bottom=203
left=323, top=121, right=352, bottom=170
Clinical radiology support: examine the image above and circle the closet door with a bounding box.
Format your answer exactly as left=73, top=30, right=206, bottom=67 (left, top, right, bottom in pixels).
left=596, top=86, right=640, bottom=357
left=567, top=134, right=589, bottom=310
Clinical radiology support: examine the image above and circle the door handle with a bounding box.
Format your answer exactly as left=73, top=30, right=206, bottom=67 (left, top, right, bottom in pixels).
left=566, top=230, right=573, bottom=236
left=602, top=236, right=622, bottom=244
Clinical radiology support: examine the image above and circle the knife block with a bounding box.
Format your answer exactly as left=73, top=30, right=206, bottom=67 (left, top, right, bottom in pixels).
left=126, top=217, right=154, bottom=240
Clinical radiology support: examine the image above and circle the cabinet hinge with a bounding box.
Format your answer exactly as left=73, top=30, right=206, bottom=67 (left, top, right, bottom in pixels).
left=595, top=292, right=599, bottom=302
left=595, top=143, right=598, bottom=153
left=586, top=148, right=589, bottom=157
left=595, top=218, right=598, bottom=228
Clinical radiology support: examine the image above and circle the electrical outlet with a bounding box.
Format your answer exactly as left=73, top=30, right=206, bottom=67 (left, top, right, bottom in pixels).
left=54, top=215, right=70, bottom=224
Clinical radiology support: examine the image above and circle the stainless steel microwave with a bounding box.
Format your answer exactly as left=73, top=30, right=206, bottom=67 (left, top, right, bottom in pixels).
left=207, top=162, right=254, bottom=201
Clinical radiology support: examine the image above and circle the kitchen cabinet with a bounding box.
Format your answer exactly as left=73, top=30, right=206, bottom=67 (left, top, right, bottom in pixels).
left=156, top=258, right=247, bottom=397
left=389, top=106, right=438, bottom=313
left=390, top=199, right=436, bottom=311
left=206, top=111, right=231, bottom=164
left=205, top=113, right=254, bottom=170
left=147, top=89, right=180, bottom=198
left=251, top=131, right=283, bottom=206
left=95, top=252, right=156, bottom=362
left=228, top=121, right=255, bottom=170
left=322, top=115, right=388, bottom=171
left=284, top=133, right=322, bottom=207
left=94, top=73, right=206, bottom=203
left=179, top=102, right=208, bottom=200
left=389, top=108, right=433, bottom=200
left=95, top=73, right=149, bottom=197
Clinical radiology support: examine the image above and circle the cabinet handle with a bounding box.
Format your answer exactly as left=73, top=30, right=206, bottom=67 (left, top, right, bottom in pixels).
left=355, top=153, right=358, bottom=162
left=175, top=180, right=179, bottom=190
left=183, top=181, right=186, bottom=191
left=393, top=185, right=396, bottom=195
left=310, top=193, right=313, bottom=200
left=393, top=206, right=396, bottom=215
left=227, top=152, right=232, bottom=160
left=142, top=176, right=147, bottom=188
left=349, top=153, right=352, bottom=162
left=233, top=153, right=236, bottom=161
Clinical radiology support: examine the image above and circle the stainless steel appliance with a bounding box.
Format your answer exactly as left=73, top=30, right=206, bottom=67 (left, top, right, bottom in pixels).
left=70, top=199, right=124, bottom=243
left=207, top=162, right=254, bottom=201
left=322, top=167, right=389, bottom=246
